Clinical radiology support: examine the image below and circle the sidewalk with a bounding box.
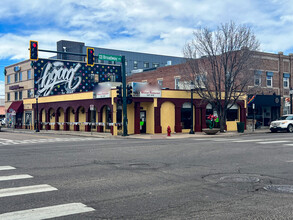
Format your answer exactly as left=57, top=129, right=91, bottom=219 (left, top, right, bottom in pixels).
left=1, top=127, right=270, bottom=139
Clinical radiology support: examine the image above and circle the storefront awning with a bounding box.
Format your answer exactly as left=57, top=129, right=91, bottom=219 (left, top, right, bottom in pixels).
left=7, top=101, right=24, bottom=113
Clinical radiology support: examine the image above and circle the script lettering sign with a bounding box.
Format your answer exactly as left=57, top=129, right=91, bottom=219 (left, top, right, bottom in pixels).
left=33, top=59, right=121, bottom=97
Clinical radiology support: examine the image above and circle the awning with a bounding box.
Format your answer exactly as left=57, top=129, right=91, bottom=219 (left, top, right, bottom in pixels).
left=7, top=101, right=24, bottom=113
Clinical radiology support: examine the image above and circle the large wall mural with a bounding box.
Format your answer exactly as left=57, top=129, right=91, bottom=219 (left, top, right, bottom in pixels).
left=33, top=59, right=121, bottom=97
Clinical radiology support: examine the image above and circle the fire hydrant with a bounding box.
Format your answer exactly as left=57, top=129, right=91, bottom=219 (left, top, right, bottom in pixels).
left=167, top=126, right=171, bottom=136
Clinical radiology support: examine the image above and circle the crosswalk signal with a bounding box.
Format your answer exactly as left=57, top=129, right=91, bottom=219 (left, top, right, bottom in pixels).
left=116, top=85, right=122, bottom=104
left=87, top=48, right=94, bottom=66
left=126, top=85, right=133, bottom=104
left=30, top=40, right=38, bottom=61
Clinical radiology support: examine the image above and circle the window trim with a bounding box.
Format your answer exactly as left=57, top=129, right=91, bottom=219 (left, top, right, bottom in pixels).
left=266, top=75, right=273, bottom=87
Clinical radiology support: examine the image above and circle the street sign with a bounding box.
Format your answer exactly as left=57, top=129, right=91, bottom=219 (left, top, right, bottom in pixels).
left=98, top=54, right=122, bottom=62
left=90, top=104, right=94, bottom=111
left=290, top=90, right=293, bottom=95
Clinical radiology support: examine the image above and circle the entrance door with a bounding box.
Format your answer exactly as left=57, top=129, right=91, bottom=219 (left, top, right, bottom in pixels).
left=140, top=111, right=146, bottom=133
left=263, top=106, right=271, bottom=126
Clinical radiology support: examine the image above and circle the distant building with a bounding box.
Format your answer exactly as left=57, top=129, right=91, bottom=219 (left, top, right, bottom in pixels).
left=56, top=40, right=184, bottom=76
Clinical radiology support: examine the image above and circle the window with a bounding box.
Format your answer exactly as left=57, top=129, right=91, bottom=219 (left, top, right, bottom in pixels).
left=7, top=93, right=10, bottom=101
left=19, top=91, right=22, bottom=100
left=27, top=70, right=31, bottom=79
left=27, top=90, right=32, bottom=98
left=15, top=73, right=18, bottom=82
left=133, top=61, right=138, bottom=69
left=267, top=76, right=272, bottom=87
left=15, top=92, right=18, bottom=100
left=284, top=73, right=290, bottom=88
left=266, top=72, right=273, bottom=87
left=144, top=62, right=149, bottom=68
left=157, top=79, right=163, bottom=87
left=175, top=78, right=180, bottom=89
left=227, top=104, right=239, bottom=121
left=19, top=72, right=22, bottom=81
left=254, top=70, right=262, bottom=86
left=7, top=75, right=10, bottom=84
left=152, top=63, right=159, bottom=68
left=181, top=102, right=192, bottom=129
left=125, top=60, right=128, bottom=66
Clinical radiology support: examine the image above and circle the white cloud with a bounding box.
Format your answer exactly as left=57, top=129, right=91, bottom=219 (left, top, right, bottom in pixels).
left=0, top=81, right=4, bottom=97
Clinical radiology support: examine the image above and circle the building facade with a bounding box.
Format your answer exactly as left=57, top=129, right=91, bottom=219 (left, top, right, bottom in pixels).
left=5, top=57, right=246, bottom=134
left=57, top=40, right=185, bottom=76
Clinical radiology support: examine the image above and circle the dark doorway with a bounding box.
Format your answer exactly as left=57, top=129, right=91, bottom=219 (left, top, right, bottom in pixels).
left=140, top=111, right=146, bottom=133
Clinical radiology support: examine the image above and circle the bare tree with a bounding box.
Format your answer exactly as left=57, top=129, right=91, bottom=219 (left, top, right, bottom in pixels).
left=182, top=21, right=260, bottom=132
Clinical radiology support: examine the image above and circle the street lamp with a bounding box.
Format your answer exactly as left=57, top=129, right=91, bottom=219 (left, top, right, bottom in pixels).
left=289, top=88, right=293, bottom=114
left=189, top=81, right=195, bottom=134
left=35, top=95, right=39, bottom=132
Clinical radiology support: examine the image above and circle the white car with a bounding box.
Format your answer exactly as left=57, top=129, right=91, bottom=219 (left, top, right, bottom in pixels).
left=270, top=115, right=293, bottom=133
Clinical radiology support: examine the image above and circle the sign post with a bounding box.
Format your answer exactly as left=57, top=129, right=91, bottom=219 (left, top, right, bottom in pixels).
left=90, top=104, right=94, bottom=135
left=290, top=89, right=293, bottom=114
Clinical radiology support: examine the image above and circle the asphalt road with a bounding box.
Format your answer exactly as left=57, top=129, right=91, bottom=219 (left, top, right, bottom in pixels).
left=1, top=131, right=293, bottom=219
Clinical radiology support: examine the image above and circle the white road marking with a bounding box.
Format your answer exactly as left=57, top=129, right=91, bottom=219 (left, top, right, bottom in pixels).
left=0, top=166, right=16, bottom=171
left=0, top=174, right=33, bottom=182
left=232, top=139, right=266, bottom=143
left=0, top=184, right=57, bottom=198
left=0, top=203, right=95, bottom=220
left=212, top=139, right=239, bottom=142
left=257, top=140, right=289, bottom=144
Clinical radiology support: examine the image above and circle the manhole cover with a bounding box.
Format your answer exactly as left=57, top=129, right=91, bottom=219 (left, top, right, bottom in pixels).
left=264, top=185, right=293, bottom=193
left=219, top=175, right=260, bottom=183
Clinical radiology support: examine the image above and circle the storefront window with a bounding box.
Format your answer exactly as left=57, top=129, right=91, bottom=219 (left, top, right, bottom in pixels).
left=181, top=102, right=192, bottom=129
left=227, top=104, right=239, bottom=121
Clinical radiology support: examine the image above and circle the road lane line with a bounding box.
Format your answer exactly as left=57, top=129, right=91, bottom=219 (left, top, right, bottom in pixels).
left=0, top=203, right=95, bottom=220
left=0, top=184, right=57, bottom=198
left=0, top=166, right=16, bottom=171
left=0, top=174, right=33, bottom=181
left=233, top=139, right=266, bottom=143
left=257, top=140, right=289, bottom=144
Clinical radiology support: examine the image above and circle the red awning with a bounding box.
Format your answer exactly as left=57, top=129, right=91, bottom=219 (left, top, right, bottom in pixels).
left=7, top=101, right=24, bottom=113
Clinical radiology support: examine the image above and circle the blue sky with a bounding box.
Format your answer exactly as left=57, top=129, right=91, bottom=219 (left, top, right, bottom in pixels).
left=1, top=0, right=293, bottom=96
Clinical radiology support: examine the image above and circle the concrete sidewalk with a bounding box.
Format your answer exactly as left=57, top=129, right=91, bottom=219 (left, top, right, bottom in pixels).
left=1, top=127, right=270, bottom=139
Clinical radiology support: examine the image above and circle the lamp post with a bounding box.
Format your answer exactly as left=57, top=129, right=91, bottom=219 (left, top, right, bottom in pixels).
left=289, top=88, right=293, bottom=114
left=189, top=81, right=195, bottom=134
left=35, top=95, right=39, bottom=132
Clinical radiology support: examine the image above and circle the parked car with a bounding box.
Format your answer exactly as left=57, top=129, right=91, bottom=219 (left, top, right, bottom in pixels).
left=270, top=115, right=293, bottom=133
left=1, top=118, right=7, bottom=126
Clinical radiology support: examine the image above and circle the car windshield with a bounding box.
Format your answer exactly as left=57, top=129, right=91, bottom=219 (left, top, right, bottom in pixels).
left=278, top=116, right=293, bottom=120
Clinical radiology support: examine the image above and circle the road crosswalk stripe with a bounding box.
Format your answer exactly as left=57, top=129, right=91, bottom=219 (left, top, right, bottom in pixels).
left=0, top=174, right=33, bottom=181
left=0, top=202, right=95, bottom=220
left=257, top=140, right=289, bottom=144
left=0, top=184, right=57, bottom=198
left=0, top=166, right=16, bottom=171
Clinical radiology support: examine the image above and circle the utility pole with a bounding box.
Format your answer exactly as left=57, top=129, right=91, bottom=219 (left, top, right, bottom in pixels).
left=122, top=56, right=128, bottom=136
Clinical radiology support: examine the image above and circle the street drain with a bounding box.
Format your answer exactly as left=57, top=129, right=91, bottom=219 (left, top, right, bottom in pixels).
left=264, top=185, right=293, bottom=193
left=219, top=175, right=260, bottom=183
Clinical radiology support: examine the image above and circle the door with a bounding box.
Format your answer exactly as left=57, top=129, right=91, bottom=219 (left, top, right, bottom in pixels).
left=263, top=106, right=271, bottom=126
left=140, top=111, right=146, bottom=133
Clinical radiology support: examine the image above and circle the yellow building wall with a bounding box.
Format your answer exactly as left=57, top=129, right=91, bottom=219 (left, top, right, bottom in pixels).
left=126, top=103, right=135, bottom=135
left=161, top=101, right=175, bottom=134
left=59, top=109, right=64, bottom=130
left=79, top=108, right=86, bottom=131
left=49, top=109, right=55, bottom=130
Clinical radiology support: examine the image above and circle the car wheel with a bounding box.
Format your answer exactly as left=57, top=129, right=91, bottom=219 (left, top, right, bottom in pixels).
left=287, top=124, right=293, bottom=133
left=271, top=129, right=277, bottom=133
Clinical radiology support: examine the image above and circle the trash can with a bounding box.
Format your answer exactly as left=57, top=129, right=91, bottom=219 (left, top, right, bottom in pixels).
left=237, top=122, right=245, bottom=133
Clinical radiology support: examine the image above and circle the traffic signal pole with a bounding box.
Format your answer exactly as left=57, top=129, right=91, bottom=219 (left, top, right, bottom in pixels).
left=122, top=55, right=128, bottom=136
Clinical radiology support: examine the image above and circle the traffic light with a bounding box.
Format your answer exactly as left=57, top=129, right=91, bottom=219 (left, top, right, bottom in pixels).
left=30, top=40, right=38, bottom=61
left=87, top=48, right=95, bottom=66
left=126, top=85, right=133, bottom=104
left=116, top=85, right=122, bottom=104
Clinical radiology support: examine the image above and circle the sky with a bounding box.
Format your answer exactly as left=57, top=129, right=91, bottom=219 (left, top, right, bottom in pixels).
left=1, top=0, right=293, bottom=97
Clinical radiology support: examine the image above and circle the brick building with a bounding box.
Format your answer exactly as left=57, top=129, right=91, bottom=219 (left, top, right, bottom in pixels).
left=127, top=51, right=293, bottom=127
